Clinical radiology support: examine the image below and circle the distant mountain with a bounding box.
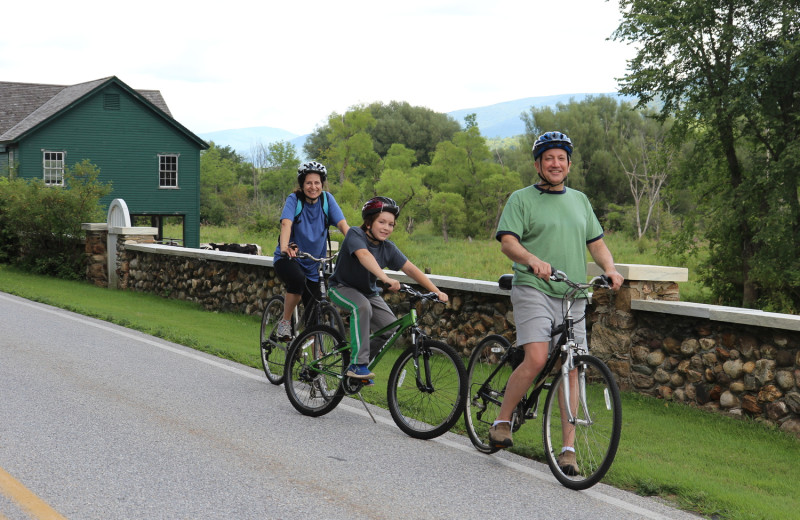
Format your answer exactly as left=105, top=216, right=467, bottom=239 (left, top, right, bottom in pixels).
left=198, top=93, right=637, bottom=157
left=199, top=127, right=309, bottom=158
left=448, top=93, right=637, bottom=138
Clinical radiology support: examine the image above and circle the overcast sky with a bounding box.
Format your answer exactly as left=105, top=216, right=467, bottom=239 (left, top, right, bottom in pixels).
left=2, top=0, right=635, bottom=136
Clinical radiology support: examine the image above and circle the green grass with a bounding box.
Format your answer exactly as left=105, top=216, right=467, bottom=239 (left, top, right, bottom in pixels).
left=2, top=265, right=798, bottom=520
left=179, top=223, right=712, bottom=303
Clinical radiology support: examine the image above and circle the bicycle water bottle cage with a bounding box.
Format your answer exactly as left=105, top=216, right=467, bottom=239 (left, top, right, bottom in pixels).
left=498, top=274, right=513, bottom=291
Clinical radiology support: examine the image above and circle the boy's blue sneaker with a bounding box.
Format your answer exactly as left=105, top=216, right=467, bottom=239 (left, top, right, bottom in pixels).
left=346, top=364, right=375, bottom=379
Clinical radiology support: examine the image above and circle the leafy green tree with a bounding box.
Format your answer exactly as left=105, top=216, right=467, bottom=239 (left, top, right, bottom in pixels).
left=429, top=192, right=467, bottom=242
left=375, top=167, right=429, bottom=234
left=256, top=140, right=301, bottom=203
left=304, top=101, right=461, bottom=166
left=321, top=107, right=380, bottom=187
left=200, top=143, right=239, bottom=225
left=425, top=126, right=514, bottom=237
left=613, top=0, right=800, bottom=311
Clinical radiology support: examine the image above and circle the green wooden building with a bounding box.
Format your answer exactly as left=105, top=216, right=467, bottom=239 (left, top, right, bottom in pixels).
left=0, top=76, right=208, bottom=248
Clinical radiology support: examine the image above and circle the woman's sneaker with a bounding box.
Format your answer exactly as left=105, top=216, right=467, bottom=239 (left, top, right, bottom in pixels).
left=346, top=364, right=375, bottom=379
left=275, top=319, right=292, bottom=341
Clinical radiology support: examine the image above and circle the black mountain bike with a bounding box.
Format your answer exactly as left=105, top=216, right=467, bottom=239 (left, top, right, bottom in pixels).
left=260, top=251, right=345, bottom=385
left=284, top=284, right=467, bottom=440
left=464, top=269, right=622, bottom=490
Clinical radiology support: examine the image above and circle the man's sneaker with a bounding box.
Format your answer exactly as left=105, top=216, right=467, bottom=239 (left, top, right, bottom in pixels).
left=346, top=364, right=375, bottom=379
left=275, top=319, right=292, bottom=341
left=557, top=450, right=579, bottom=476
left=488, top=422, right=513, bottom=448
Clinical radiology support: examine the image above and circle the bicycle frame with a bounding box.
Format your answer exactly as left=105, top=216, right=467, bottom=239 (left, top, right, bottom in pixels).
left=302, top=289, right=434, bottom=390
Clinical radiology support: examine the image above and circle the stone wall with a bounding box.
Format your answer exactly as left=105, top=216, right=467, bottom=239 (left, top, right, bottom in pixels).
left=82, top=229, right=800, bottom=435
left=588, top=288, right=800, bottom=435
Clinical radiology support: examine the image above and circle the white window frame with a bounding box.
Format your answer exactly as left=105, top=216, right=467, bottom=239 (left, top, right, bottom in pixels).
left=159, top=154, right=179, bottom=188
left=43, top=150, right=65, bottom=186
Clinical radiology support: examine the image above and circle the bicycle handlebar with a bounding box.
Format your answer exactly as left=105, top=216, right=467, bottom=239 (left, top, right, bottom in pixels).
left=399, top=284, right=444, bottom=303
left=549, top=267, right=611, bottom=290
left=280, top=249, right=338, bottom=264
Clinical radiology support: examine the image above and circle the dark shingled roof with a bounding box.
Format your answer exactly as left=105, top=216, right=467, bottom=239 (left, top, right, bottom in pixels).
left=0, top=77, right=173, bottom=142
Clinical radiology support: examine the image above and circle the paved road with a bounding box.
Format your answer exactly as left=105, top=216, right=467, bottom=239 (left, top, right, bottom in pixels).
left=0, top=291, right=700, bottom=520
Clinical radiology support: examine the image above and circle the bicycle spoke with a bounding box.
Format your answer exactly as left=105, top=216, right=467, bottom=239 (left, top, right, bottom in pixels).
left=542, top=355, right=621, bottom=490
left=387, top=340, right=466, bottom=440
left=284, top=326, right=348, bottom=417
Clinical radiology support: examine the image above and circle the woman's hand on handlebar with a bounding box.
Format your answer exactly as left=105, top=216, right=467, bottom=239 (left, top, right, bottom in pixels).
left=280, top=242, right=299, bottom=258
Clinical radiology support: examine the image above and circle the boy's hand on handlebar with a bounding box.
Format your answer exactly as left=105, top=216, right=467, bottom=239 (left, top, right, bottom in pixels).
left=382, top=278, right=401, bottom=292
left=435, top=291, right=449, bottom=303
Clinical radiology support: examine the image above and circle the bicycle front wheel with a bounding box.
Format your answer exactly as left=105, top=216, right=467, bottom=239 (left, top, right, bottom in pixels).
left=260, top=296, right=292, bottom=385
left=387, top=339, right=466, bottom=440
left=542, top=354, right=622, bottom=490
left=464, top=334, right=515, bottom=453
left=284, top=325, right=349, bottom=417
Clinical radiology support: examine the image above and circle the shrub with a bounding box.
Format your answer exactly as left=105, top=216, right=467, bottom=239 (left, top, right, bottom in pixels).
left=0, top=160, right=111, bottom=279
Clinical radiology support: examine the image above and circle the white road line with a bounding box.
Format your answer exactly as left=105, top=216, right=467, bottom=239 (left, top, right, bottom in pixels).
left=3, top=292, right=682, bottom=520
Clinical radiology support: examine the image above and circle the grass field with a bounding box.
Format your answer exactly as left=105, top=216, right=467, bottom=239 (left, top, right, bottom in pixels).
left=1, top=265, right=798, bottom=520
left=173, top=222, right=713, bottom=304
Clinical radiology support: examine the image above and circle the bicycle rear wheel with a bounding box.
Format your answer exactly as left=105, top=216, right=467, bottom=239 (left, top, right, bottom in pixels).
left=387, top=339, right=466, bottom=440
left=260, top=296, right=293, bottom=385
left=284, top=325, right=349, bottom=417
left=542, top=354, right=622, bottom=490
left=464, top=335, right=515, bottom=453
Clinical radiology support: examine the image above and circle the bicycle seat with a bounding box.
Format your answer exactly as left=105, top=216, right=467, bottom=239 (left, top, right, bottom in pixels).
left=498, top=274, right=513, bottom=291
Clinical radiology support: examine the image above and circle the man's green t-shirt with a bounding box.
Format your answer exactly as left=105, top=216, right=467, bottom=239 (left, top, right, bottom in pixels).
left=496, top=185, right=604, bottom=298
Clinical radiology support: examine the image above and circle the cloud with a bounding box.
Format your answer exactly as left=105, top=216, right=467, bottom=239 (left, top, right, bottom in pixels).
left=2, top=0, right=634, bottom=135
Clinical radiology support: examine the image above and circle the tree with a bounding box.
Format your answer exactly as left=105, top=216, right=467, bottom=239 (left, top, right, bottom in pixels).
left=256, top=140, right=300, bottom=203
left=429, top=192, right=466, bottom=242
left=613, top=0, right=800, bottom=311
left=321, top=107, right=380, bottom=187
left=610, top=113, right=675, bottom=239
left=304, top=101, right=461, bottom=167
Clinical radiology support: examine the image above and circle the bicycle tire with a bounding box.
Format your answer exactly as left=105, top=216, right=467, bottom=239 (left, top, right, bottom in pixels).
left=317, top=302, right=346, bottom=339
left=464, top=334, right=515, bottom=453
left=284, top=325, right=349, bottom=417
left=387, top=339, right=467, bottom=440
left=542, top=354, right=622, bottom=490
left=260, top=295, right=293, bottom=385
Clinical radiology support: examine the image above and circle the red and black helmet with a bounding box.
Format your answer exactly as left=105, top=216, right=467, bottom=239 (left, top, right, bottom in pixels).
left=361, top=196, right=400, bottom=219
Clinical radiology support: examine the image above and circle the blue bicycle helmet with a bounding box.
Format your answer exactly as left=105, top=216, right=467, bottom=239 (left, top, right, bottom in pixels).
left=532, top=132, right=573, bottom=160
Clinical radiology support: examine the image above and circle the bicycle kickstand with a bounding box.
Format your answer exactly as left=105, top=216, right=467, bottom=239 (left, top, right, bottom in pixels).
left=355, top=391, right=378, bottom=423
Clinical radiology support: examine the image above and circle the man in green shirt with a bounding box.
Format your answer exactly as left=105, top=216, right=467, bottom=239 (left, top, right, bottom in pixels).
left=490, top=131, right=624, bottom=474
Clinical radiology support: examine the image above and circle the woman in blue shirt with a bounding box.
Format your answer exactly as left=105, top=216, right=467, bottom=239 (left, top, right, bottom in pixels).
left=272, top=161, right=349, bottom=339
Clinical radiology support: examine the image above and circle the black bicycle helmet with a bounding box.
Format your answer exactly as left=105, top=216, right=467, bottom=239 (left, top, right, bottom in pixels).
left=362, top=196, right=400, bottom=219
left=297, top=161, right=327, bottom=185
left=532, top=131, right=573, bottom=160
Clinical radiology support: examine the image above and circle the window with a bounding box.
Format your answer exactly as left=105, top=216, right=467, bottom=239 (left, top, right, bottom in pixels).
left=159, top=154, right=178, bottom=188
left=43, top=151, right=64, bottom=186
